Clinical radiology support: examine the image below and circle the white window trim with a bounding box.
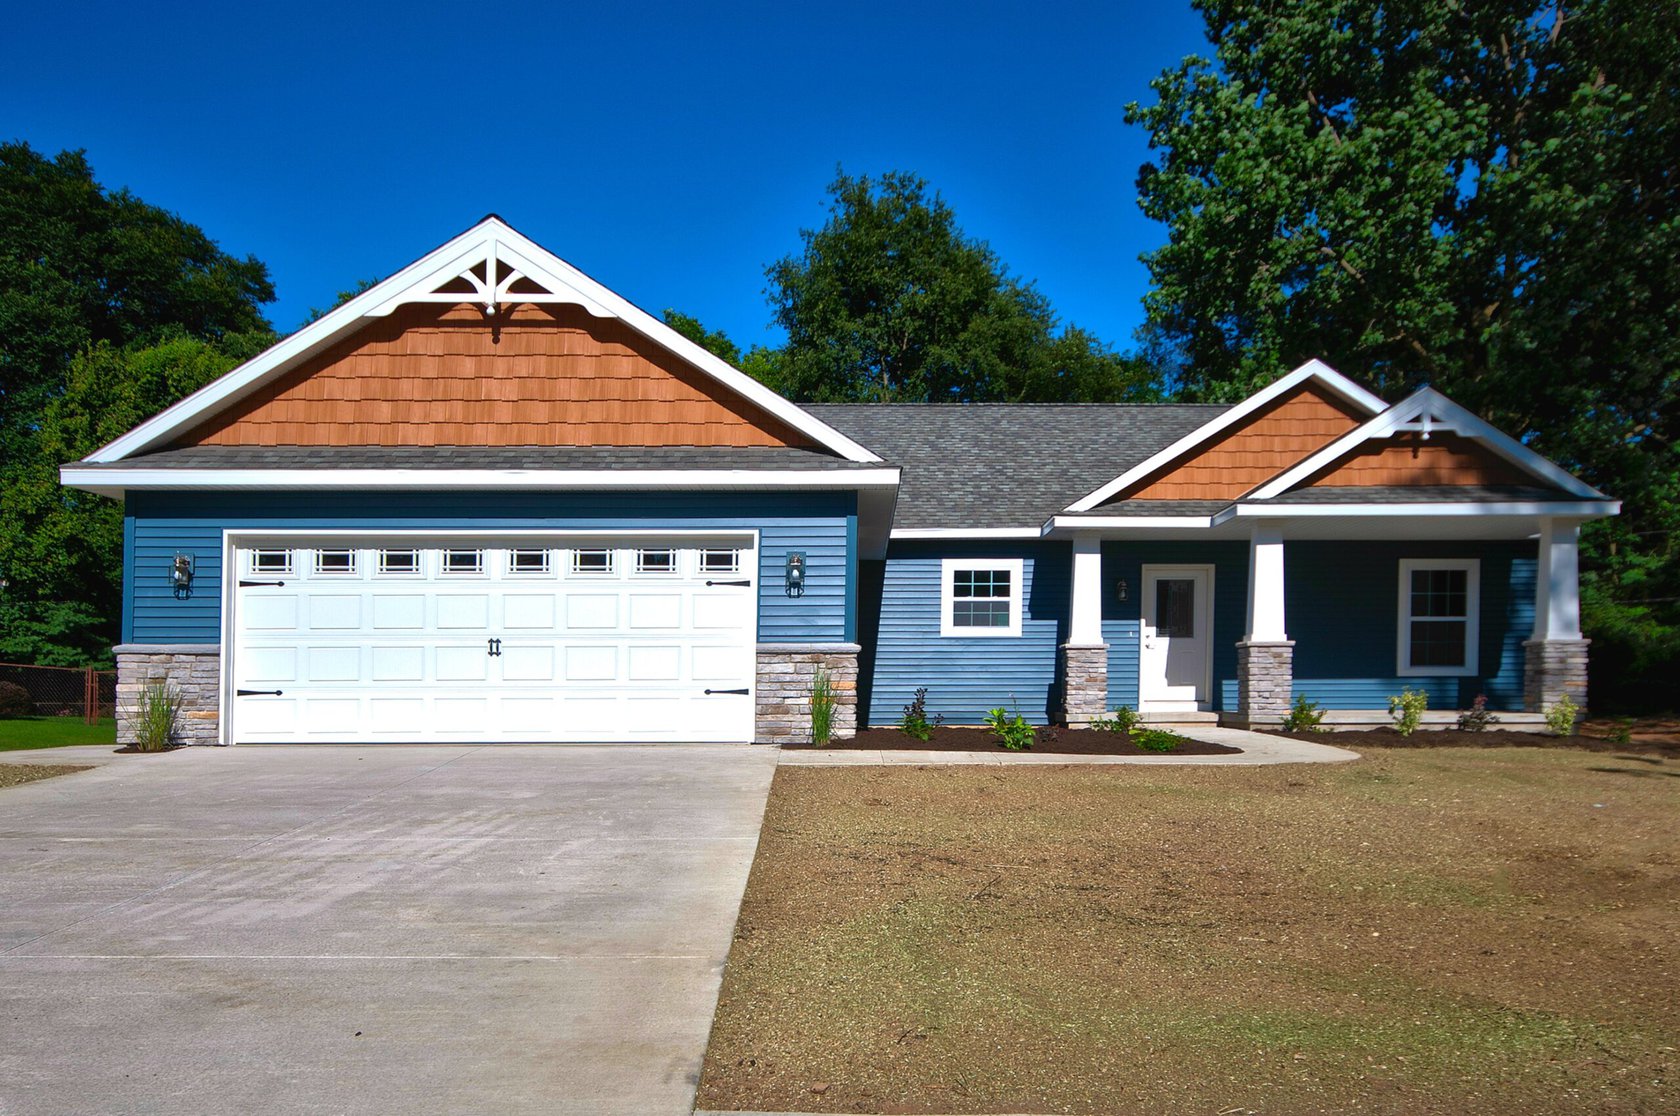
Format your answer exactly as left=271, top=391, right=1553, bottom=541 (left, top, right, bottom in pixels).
left=1397, top=558, right=1480, bottom=677
left=940, top=557, right=1024, bottom=638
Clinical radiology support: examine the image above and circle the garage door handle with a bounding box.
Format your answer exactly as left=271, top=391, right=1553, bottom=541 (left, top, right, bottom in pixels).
left=706, top=579, right=752, bottom=587
left=704, top=688, right=750, bottom=696
left=238, top=579, right=286, bottom=588
left=236, top=689, right=284, bottom=697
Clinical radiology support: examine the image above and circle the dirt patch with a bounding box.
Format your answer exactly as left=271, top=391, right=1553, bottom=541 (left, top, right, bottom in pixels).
left=786, top=725, right=1240, bottom=756
left=0, top=763, right=91, bottom=789
left=699, top=749, right=1679, bottom=1114
left=1274, top=725, right=1680, bottom=758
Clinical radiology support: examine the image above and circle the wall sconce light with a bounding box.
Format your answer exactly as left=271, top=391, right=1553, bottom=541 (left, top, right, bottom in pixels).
left=171, top=553, right=195, bottom=599
left=784, top=551, right=806, bottom=598
left=1116, top=578, right=1129, bottom=603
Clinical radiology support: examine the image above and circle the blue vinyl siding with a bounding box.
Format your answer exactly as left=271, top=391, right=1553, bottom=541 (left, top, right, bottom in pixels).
left=1102, top=541, right=1249, bottom=712
left=123, top=490, right=855, bottom=645
left=865, top=540, right=1069, bottom=726
left=1285, top=540, right=1535, bottom=710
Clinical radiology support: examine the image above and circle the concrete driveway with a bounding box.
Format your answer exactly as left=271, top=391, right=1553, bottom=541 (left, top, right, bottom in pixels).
left=0, top=745, right=777, bottom=1116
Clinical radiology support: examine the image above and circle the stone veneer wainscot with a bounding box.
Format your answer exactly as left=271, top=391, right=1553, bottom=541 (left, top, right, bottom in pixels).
left=114, top=644, right=222, bottom=747
left=755, top=643, right=860, bottom=744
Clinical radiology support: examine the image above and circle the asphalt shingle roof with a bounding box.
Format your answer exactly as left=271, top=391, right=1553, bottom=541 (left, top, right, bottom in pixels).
left=1265, top=484, right=1576, bottom=504
left=807, top=403, right=1230, bottom=529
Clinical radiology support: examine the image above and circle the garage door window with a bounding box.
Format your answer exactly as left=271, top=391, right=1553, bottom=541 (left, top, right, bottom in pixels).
left=508, top=548, right=552, bottom=576
left=442, top=549, right=484, bottom=575
left=636, top=548, right=677, bottom=575
left=571, top=549, right=613, bottom=575
left=701, top=549, right=739, bottom=574
left=379, top=549, right=420, bottom=576
left=314, top=549, right=357, bottom=576
left=251, top=549, right=292, bottom=575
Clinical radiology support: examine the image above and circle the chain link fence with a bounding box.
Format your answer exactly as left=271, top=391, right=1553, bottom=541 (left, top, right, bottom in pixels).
left=0, top=663, right=118, bottom=723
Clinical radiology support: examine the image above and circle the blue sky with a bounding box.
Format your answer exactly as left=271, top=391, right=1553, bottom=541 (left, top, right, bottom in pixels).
left=6, top=2, right=1209, bottom=350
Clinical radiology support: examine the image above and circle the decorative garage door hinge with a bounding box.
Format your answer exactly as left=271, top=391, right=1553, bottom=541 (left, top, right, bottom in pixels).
left=703, top=688, right=750, bottom=696
left=238, top=579, right=286, bottom=588
left=236, top=689, right=284, bottom=697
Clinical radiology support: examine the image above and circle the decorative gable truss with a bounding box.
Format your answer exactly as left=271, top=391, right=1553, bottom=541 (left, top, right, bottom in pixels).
left=82, top=216, right=882, bottom=464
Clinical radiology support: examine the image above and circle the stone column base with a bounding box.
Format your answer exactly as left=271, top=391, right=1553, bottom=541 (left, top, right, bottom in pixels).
left=113, top=644, right=222, bottom=747
left=1059, top=643, right=1109, bottom=728
left=1523, top=638, right=1590, bottom=713
left=756, top=643, right=860, bottom=745
left=1235, top=640, right=1295, bottom=727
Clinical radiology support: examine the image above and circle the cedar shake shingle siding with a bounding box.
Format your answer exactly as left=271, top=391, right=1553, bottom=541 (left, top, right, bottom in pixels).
left=1303, top=432, right=1529, bottom=488
left=178, top=303, right=814, bottom=449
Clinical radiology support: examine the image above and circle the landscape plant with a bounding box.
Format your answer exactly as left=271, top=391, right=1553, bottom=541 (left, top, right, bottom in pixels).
left=0, top=681, right=31, bottom=718
left=1281, top=693, right=1326, bottom=733
left=1091, top=705, right=1140, bottom=733
left=1545, top=694, right=1581, bottom=737
left=984, top=705, right=1036, bottom=751
left=1130, top=727, right=1185, bottom=753
left=1388, top=688, right=1428, bottom=736
left=808, top=668, right=836, bottom=746
left=1456, top=694, right=1500, bottom=732
left=130, top=679, right=181, bottom=752
left=898, top=686, right=942, bottom=742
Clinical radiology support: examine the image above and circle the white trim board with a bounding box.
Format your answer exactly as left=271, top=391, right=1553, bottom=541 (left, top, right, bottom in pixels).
left=1064, top=360, right=1386, bottom=513
left=84, top=216, right=882, bottom=465
left=1247, top=387, right=1607, bottom=501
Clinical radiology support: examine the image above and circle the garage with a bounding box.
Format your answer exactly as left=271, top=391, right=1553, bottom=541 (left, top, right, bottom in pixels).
left=226, top=534, right=758, bottom=743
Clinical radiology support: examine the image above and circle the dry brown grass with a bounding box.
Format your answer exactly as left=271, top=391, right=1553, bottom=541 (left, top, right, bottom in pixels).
left=699, top=748, right=1679, bottom=1115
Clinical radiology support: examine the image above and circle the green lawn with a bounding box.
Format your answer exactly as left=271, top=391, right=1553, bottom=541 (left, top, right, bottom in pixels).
left=0, top=717, right=117, bottom=750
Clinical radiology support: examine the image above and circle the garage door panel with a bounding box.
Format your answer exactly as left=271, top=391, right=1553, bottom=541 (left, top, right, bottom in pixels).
left=231, top=539, right=756, bottom=743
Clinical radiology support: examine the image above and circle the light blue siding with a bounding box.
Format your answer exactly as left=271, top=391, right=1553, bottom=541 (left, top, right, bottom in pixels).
left=1285, top=540, right=1535, bottom=710
left=124, top=490, right=855, bottom=645
left=863, top=541, right=1069, bottom=726
left=1102, top=541, right=1249, bottom=713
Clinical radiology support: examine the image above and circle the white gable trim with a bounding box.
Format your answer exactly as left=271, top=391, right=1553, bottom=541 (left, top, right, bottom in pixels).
left=1063, top=360, right=1385, bottom=513
left=1245, top=387, right=1605, bottom=501
left=85, top=217, right=881, bottom=464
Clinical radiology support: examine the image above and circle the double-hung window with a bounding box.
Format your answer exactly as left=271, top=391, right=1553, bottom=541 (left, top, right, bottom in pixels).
left=941, top=558, right=1023, bottom=637
left=1397, top=559, right=1480, bottom=676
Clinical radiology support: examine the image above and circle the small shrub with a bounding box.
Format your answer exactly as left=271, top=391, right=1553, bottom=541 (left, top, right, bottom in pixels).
left=1456, top=694, right=1500, bottom=732
left=131, top=680, right=182, bottom=752
left=1092, top=705, right=1140, bottom=733
left=1130, top=727, right=1184, bottom=752
left=809, top=668, right=836, bottom=746
left=1607, top=720, right=1633, bottom=745
left=1388, top=688, right=1428, bottom=736
left=0, top=680, right=31, bottom=718
left=984, top=706, right=1036, bottom=751
left=1281, top=694, right=1326, bottom=733
left=898, top=686, right=942, bottom=742
left=1545, top=694, right=1580, bottom=736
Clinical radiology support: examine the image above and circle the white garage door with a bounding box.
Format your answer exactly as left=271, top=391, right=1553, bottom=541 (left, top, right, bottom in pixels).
left=227, top=536, right=757, bottom=743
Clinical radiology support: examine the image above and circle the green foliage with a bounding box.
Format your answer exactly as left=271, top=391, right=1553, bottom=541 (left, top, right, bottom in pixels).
left=1456, top=694, right=1501, bottom=733
left=1092, top=705, right=1141, bottom=733
left=1388, top=689, right=1428, bottom=736
left=1130, top=727, right=1185, bottom=752
left=984, top=706, right=1036, bottom=751
left=1127, top=2, right=1680, bottom=708
left=765, top=170, right=1159, bottom=403
left=130, top=680, right=181, bottom=752
left=0, top=681, right=31, bottom=718
left=809, top=668, right=836, bottom=746
left=1545, top=695, right=1581, bottom=737
left=898, top=686, right=942, bottom=742
left=1282, top=694, right=1327, bottom=733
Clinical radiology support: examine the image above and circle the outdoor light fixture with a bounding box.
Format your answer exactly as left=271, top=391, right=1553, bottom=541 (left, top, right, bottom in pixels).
left=1116, top=578, right=1130, bottom=603
left=785, top=551, right=806, bottom=598
left=171, top=553, right=195, bottom=599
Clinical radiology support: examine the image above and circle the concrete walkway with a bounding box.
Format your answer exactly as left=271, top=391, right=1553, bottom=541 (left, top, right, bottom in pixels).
left=779, top=724, right=1361, bottom=766
left=0, top=744, right=777, bottom=1116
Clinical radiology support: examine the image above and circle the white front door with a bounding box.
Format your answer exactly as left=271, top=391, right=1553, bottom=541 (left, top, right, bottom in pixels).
left=1140, top=565, right=1212, bottom=712
left=227, top=535, right=757, bottom=743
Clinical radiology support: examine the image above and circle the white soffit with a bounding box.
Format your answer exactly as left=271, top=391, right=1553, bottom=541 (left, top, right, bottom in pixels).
left=84, top=216, right=882, bottom=465
left=1063, top=359, right=1387, bottom=513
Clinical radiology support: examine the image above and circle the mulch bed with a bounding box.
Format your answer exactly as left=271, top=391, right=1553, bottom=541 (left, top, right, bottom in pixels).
left=786, top=725, right=1241, bottom=756
left=1271, top=725, right=1680, bottom=758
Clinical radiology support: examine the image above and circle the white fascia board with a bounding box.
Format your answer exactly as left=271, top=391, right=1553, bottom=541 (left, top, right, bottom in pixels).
left=1214, top=500, right=1620, bottom=522
left=85, top=218, right=882, bottom=465
left=59, top=465, right=901, bottom=494
left=1063, top=359, right=1386, bottom=513
left=1247, top=387, right=1605, bottom=500
left=889, top=527, right=1043, bottom=540
left=1043, top=514, right=1218, bottom=532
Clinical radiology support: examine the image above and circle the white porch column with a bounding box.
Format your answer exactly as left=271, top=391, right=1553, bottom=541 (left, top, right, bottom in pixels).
left=1525, top=517, right=1590, bottom=712
left=1235, top=523, right=1294, bottom=726
left=1060, top=534, right=1108, bottom=726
